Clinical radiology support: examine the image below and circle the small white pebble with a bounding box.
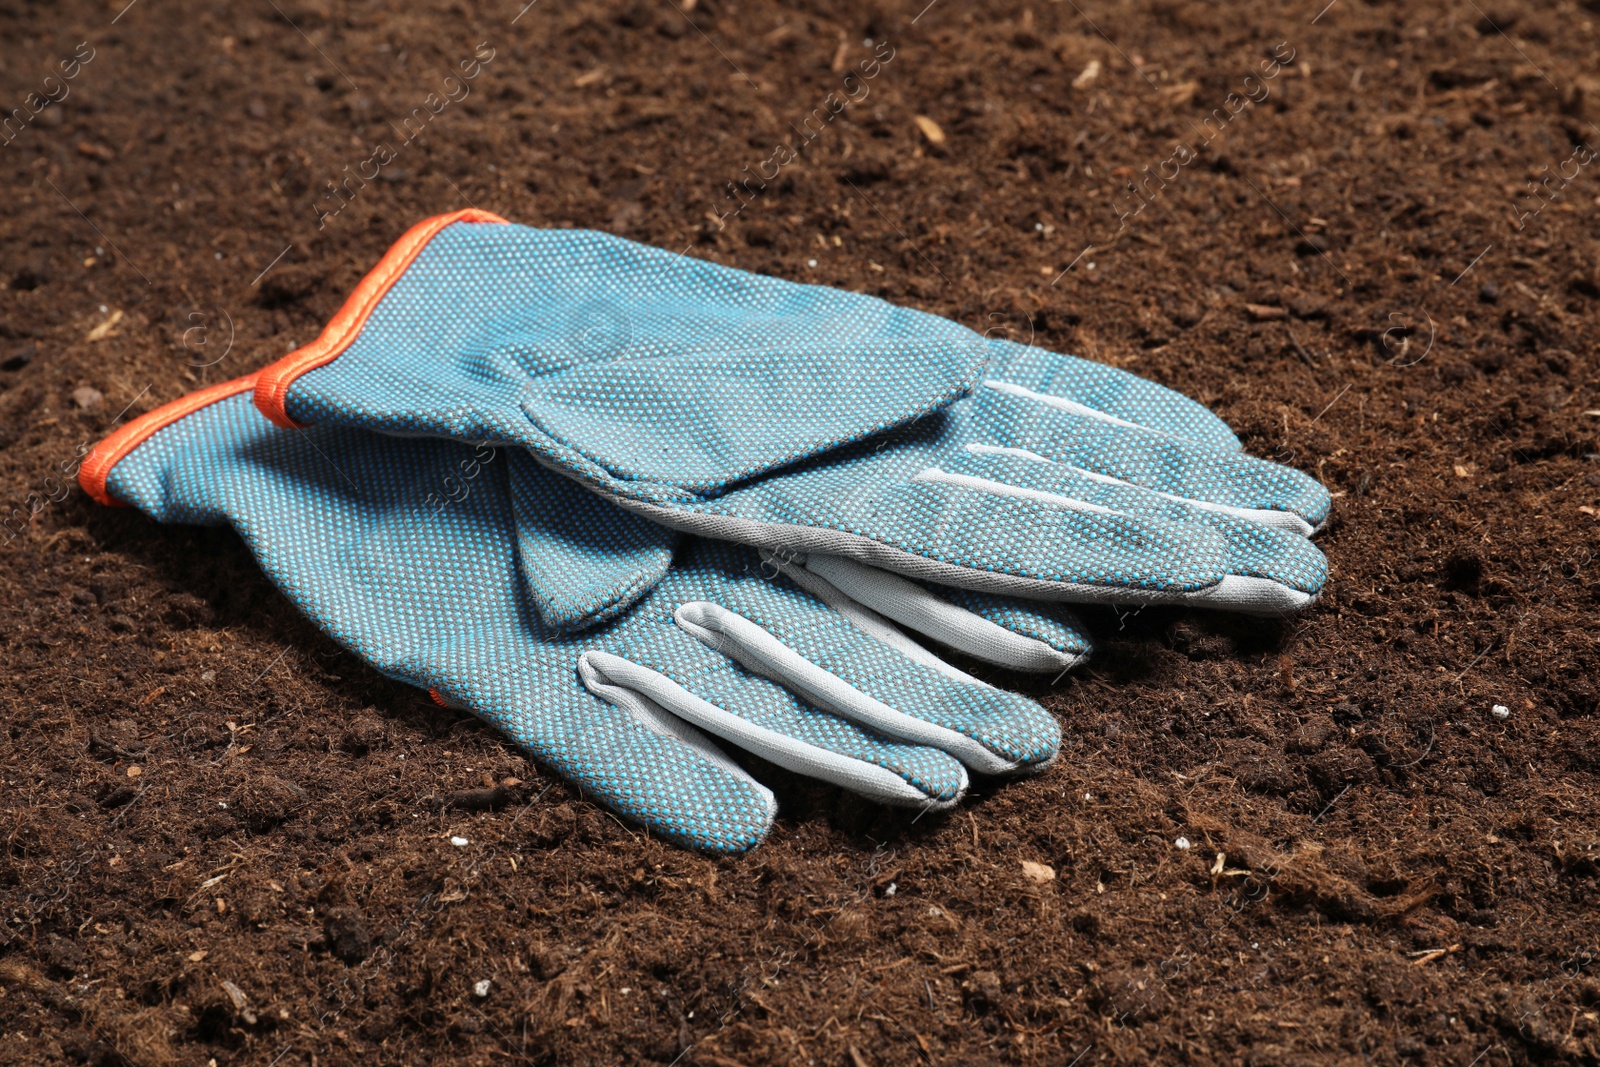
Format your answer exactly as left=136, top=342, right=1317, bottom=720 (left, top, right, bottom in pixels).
left=1084, top=792, right=1093, bottom=801
left=619, top=987, right=632, bottom=995
left=450, top=836, right=470, bottom=847
left=806, top=258, right=818, bottom=268
left=201, top=670, right=216, bottom=683
left=1175, top=836, right=1191, bottom=850
left=927, top=906, right=942, bottom=917
left=1491, top=704, right=1510, bottom=719
left=473, top=979, right=491, bottom=997
left=884, top=882, right=897, bottom=897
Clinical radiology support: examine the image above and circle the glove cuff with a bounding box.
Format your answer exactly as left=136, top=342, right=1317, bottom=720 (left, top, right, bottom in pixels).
left=252, top=208, right=510, bottom=429
left=78, top=373, right=261, bottom=507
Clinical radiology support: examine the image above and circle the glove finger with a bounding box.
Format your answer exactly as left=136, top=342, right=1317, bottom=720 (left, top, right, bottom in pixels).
left=506, top=448, right=679, bottom=631
left=975, top=386, right=1331, bottom=534
left=981, top=338, right=1243, bottom=451
left=580, top=645, right=969, bottom=809
left=938, top=448, right=1326, bottom=612
left=1178, top=513, right=1327, bottom=612
left=672, top=604, right=1058, bottom=776
left=662, top=544, right=1061, bottom=775
left=683, top=473, right=1231, bottom=604
left=926, top=584, right=1092, bottom=669
left=780, top=551, right=1091, bottom=674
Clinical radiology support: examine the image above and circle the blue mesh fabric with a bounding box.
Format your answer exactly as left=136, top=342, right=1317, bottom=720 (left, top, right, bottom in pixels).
left=100, top=390, right=1060, bottom=853
left=979, top=338, right=1242, bottom=453
left=266, top=218, right=1329, bottom=611
left=505, top=453, right=680, bottom=630
left=285, top=219, right=987, bottom=494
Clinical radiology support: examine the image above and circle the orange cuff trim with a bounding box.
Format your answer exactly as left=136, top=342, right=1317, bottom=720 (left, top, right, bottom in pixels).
left=78, top=373, right=261, bottom=507
left=253, top=208, right=510, bottom=429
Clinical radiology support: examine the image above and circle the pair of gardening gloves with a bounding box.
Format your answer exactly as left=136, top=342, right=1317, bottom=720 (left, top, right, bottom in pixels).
left=82, top=210, right=1329, bottom=853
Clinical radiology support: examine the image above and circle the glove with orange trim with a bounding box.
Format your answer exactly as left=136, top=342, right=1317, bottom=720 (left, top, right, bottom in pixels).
left=252, top=211, right=1330, bottom=620
left=79, top=376, right=1064, bottom=853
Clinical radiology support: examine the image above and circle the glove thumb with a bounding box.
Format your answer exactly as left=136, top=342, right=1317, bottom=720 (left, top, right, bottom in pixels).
left=506, top=448, right=678, bottom=631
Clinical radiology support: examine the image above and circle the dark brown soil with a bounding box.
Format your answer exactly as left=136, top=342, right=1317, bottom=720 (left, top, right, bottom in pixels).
left=3, top=0, right=1599, bottom=1063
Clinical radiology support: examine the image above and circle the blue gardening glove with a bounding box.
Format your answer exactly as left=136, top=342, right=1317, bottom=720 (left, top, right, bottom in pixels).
left=80, top=376, right=1061, bottom=854
left=254, top=212, right=1329, bottom=616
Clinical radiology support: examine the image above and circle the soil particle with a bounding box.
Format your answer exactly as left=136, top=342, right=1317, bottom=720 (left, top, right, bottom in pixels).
left=322, top=907, right=373, bottom=966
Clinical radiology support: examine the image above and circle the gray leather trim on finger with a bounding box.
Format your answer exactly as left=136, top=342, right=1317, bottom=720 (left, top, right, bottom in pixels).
left=763, top=553, right=992, bottom=686
left=576, top=657, right=778, bottom=823
left=798, top=554, right=1087, bottom=673
left=1175, top=574, right=1317, bottom=614
left=672, top=602, right=1028, bottom=776
left=577, top=651, right=965, bottom=809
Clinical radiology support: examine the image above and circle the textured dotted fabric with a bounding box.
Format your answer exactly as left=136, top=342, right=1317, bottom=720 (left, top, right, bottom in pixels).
left=103, top=391, right=1061, bottom=852
left=505, top=452, right=680, bottom=631
left=980, top=338, right=1243, bottom=453
left=690, top=447, right=1232, bottom=591
left=934, top=439, right=1327, bottom=595
left=287, top=219, right=987, bottom=495
left=270, top=219, right=1329, bottom=611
